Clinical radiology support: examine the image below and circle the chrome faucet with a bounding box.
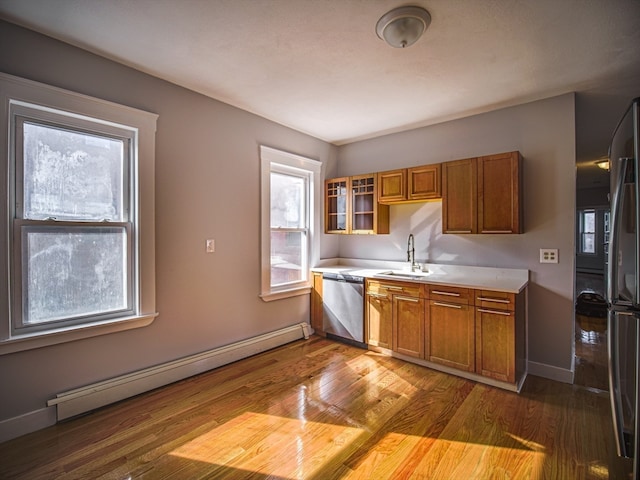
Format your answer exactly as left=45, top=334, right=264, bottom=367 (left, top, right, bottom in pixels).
left=407, top=234, right=419, bottom=271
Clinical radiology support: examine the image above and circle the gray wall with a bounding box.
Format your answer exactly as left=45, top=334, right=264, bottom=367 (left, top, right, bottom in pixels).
left=336, top=94, right=577, bottom=375
left=0, top=21, right=338, bottom=423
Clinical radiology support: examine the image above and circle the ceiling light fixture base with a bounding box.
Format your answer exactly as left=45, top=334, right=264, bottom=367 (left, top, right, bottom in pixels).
left=376, top=6, right=431, bottom=48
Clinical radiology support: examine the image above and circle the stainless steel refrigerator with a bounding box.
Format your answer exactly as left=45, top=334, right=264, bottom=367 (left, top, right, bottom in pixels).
left=608, top=97, right=640, bottom=479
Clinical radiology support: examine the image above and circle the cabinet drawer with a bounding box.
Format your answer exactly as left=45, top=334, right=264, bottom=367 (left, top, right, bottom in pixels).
left=476, top=290, right=515, bottom=311
left=367, top=280, right=422, bottom=298
left=427, top=285, right=472, bottom=305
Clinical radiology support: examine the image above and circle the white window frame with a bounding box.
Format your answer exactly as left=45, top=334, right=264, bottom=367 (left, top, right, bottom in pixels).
left=579, top=209, right=597, bottom=255
left=0, top=73, right=158, bottom=355
left=259, top=146, right=321, bottom=302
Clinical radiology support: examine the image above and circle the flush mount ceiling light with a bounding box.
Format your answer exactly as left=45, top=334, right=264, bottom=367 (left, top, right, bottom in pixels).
left=376, top=5, right=431, bottom=48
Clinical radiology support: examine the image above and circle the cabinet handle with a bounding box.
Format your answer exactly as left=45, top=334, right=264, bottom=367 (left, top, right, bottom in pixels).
left=368, top=293, right=387, bottom=298
left=446, top=230, right=473, bottom=234
left=382, top=285, right=404, bottom=290
left=476, top=297, right=510, bottom=304
left=433, top=301, right=462, bottom=309
left=432, top=290, right=461, bottom=297
left=396, top=296, right=419, bottom=302
left=477, top=308, right=512, bottom=316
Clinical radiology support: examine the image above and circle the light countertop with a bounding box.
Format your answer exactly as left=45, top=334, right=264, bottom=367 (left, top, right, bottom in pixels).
left=312, top=258, right=529, bottom=293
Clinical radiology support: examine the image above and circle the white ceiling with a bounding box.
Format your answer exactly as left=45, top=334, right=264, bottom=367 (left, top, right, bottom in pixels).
left=1, top=0, right=639, bottom=183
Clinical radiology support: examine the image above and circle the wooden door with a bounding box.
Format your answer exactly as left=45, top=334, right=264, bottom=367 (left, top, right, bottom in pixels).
left=427, top=300, right=475, bottom=371
left=442, top=158, right=477, bottom=233
left=408, top=164, right=441, bottom=201
left=377, top=169, right=406, bottom=203
left=477, top=151, right=522, bottom=233
left=393, top=294, right=424, bottom=358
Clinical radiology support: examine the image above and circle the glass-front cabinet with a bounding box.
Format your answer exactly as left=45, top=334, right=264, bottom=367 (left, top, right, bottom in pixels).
left=325, top=174, right=389, bottom=234
left=325, top=177, right=349, bottom=233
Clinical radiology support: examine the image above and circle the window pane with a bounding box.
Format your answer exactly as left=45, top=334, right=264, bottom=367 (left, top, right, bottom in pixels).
left=271, top=172, right=304, bottom=228
left=23, top=227, right=128, bottom=325
left=23, top=122, right=125, bottom=221
left=271, top=230, right=305, bottom=286
left=582, top=233, right=595, bottom=254
left=583, top=211, right=595, bottom=233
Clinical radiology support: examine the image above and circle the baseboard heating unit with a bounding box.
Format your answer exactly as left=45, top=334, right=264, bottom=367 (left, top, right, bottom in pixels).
left=48, top=322, right=311, bottom=421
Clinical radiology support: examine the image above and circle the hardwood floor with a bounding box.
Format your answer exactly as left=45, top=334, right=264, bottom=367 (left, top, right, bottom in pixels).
left=0, top=336, right=626, bottom=479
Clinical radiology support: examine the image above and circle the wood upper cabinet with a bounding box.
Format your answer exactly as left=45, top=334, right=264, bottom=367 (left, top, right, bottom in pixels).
left=378, top=164, right=441, bottom=204
left=475, top=289, right=526, bottom=383
left=325, top=175, right=389, bottom=234
left=478, top=151, right=523, bottom=234
left=408, top=164, right=441, bottom=201
left=441, top=158, right=477, bottom=234
left=325, top=177, right=349, bottom=233
left=377, top=169, right=406, bottom=203
left=442, top=151, right=522, bottom=234
left=425, top=284, right=475, bottom=372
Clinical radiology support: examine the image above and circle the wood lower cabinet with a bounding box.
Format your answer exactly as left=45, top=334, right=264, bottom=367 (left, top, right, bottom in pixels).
left=310, top=272, right=324, bottom=335
left=366, top=279, right=424, bottom=356
left=475, top=289, right=526, bottom=383
left=426, top=284, right=475, bottom=372
left=365, top=281, right=393, bottom=349
left=393, top=287, right=424, bottom=358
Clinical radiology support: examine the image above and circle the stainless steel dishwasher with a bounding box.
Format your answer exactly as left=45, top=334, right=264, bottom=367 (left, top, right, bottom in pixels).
left=321, top=272, right=365, bottom=347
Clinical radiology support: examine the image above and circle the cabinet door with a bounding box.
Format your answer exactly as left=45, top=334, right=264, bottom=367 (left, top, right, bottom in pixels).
left=366, top=292, right=392, bottom=349
left=408, top=164, right=441, bottom=201
left=311, top=273, right=324, bottom=334
left=426, top=300, right=475, bottom=371
left=325, top=178, right=349, bottom=233
left=393, top=295, right=424, bottom=358
left=378, top=169, right=406, bottom=203
left=442, top=158, right=477, bottom=234
left=351, top=174, right=389, bottom=234
left=475, top=308, right=516, bottom=382
left=478, top=152, right=522, bottom=234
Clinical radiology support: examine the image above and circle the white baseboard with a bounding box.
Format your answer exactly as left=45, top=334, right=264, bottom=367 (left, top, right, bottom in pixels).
left=0, top=406, right=57, bottom=444
left=527, top=360, right=574, bottom=384
left=1, top=323, right=310, bottom=443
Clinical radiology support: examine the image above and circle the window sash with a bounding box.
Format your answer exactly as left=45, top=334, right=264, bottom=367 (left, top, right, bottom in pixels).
left=12, top=220, right=135, bottom=334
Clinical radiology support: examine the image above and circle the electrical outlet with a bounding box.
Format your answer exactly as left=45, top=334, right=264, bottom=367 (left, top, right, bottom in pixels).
left=206, top=239, right=215, bottom=253
left=539, top=248, right=558, bottom=263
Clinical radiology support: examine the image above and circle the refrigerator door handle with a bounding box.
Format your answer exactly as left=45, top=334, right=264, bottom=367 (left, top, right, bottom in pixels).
left=607, top=157, right=627, bottom=305
left=608, top=310, right=629, bottom=457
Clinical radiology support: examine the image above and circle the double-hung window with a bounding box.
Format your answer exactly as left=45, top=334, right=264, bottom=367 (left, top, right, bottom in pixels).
left=260, top=146, right=321, bottom=301
left=579, top=209, right=596, bottom=254
left=0, top=73, right=157, bottom=354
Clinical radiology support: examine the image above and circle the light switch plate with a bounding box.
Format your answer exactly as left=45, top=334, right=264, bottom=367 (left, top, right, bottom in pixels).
left=540, top=248, right=558, bottom=263
left=206, top=239, right=215, bottom=253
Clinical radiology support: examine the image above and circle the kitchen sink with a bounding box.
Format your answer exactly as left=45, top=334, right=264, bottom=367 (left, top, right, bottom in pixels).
left=374, top=270, right=431, bottom=280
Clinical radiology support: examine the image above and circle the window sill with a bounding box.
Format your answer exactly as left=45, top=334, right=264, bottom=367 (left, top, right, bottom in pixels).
left=0, top=313, right=158, bottom=355
left=260, top=286, right=312, bottom=302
